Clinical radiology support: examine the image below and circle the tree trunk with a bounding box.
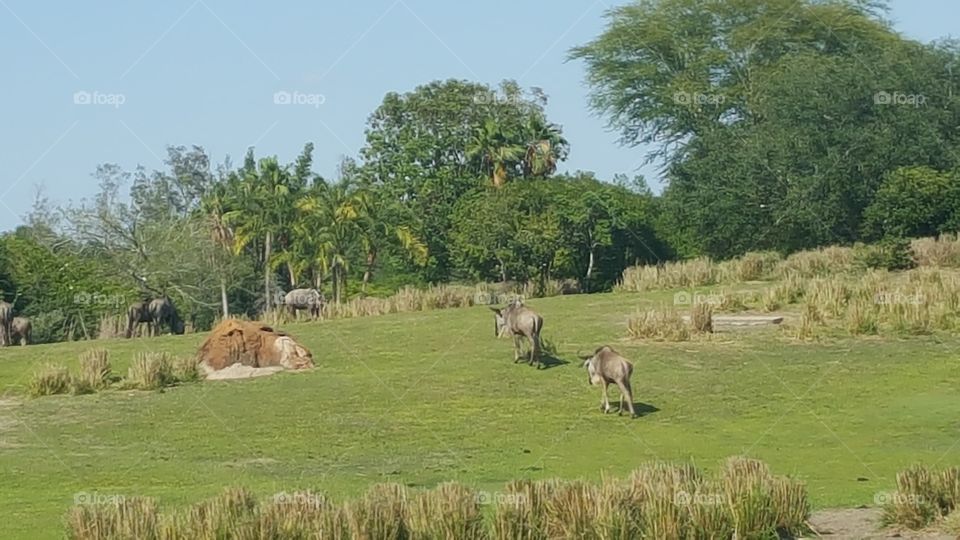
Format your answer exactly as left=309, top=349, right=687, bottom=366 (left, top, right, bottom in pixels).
left=586, top=248, right=595, bottom=281
left=362, top=249, right=376, bottom=293
left=496, top=254, right=507, bottom=283
left=287, top=262, right=296, bottom=289
left=263, top=230, right=273, bottom=311
left=220, top=278, right=229, bottom=318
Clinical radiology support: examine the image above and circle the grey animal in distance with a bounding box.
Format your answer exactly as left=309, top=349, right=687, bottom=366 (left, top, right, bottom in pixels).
left=10, top=316, right=31, bottom=346
left=490, top=302, right=544, bottom=368
left=579, top=346, right=636, bottom=417
left=284, top=288, right=325, bottom=319
left=126, top=297, right=184, bottom=338
left=0, top=300, right=12, bottom=346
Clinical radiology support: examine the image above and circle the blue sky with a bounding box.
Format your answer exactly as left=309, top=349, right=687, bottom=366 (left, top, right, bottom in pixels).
left=0, top=0, right=956, bottom=231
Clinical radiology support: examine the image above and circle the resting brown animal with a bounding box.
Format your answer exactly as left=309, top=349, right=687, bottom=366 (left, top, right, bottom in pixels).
left=579, top=345, right=636, bottom=417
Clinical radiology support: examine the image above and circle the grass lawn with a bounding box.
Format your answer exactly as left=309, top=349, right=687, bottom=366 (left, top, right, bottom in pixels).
left=1, top=289, right=958, bottom=539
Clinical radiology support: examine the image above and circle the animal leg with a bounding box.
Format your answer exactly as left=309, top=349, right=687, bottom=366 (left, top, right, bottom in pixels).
left=617, top=380, right=636, bottom=417
left=513, top=335, right=521, bottom=362
left=601, top=384, right=611, bottom=413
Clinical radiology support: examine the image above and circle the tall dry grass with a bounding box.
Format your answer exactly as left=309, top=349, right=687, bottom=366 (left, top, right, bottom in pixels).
left=882, top=465, right=960, bottom=530
left=911, top=234, right=960, bottom=267
left=65, top=458, right=808, bottom=539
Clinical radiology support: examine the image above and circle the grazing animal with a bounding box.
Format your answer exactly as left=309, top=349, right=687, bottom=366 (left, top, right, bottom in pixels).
left=126, top=297, right=184, bottom=338
left=490, top=302, right=544, bottom=368
left=10, top=316, right=31, bottom=346
left=284, top=288, right=325, bottom=319
left=148, top=297, right=185, bottom=336
left=579, top=346, right=636, bottom=417
left=0, top=300, right=12, bottom=346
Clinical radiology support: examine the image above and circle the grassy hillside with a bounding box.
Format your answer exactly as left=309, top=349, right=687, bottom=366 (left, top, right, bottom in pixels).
left=1, top=289, right=958, bottom=538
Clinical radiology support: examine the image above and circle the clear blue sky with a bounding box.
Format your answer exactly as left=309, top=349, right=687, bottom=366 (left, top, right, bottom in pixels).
left=1, top=0, right=955, bottom=231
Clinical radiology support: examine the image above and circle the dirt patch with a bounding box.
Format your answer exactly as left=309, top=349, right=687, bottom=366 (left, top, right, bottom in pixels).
left=197, top=319, right=314, bottom=379
left=807, top=508, right=954, bottom=539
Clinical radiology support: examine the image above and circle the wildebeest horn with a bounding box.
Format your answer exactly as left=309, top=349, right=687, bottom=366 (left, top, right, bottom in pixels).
left=576, top=349, right=592, bottom=360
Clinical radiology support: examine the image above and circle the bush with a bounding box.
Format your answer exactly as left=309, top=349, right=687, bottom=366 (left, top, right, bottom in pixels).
left=27, top=363, right=72, bottom=397
left=854, top=238, right=916, bottom=271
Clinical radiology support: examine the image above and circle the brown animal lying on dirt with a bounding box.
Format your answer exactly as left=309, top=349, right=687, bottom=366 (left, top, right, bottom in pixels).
left=579, top=345, right=636, bottom=417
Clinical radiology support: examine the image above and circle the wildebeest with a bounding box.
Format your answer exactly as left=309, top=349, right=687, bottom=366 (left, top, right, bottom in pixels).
left=126, top=297, right=185, bottom=338
left=490, top=302, right=544, bottom=368
left=579, top=346, right=636, bottom=417
left=0, top=300, right=12, bottom=346
left=10, top=316, right=31, bottom=346
left=284, top=288, right=325, bottom=319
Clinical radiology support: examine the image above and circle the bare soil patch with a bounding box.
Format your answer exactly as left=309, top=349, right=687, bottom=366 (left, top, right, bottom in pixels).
left=807, top=508, right=955, bottom=539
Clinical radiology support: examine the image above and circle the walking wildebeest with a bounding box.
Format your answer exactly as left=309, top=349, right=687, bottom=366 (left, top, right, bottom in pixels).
left=284, top=288, right=325, bottom=319
left=126, top=297, right=184, bottom=338
left=490, top=302, right=544, bottom=368
left=579, top=346, right=636, bottom=417
left=10, top=316, right=31, bottom=346
left=0, top=300, right=11, bottom=346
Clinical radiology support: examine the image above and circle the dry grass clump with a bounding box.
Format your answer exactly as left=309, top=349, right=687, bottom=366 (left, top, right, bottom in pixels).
left=719, top=251, right=783, bottom=282
left=125, top=352, right=174, bottom=390
left=689, top=302, right=714, bottom=333
left=881, top=465, right=960, bottom=531
left=27, top=363, right=72, bottom=397
left=617, top=257, right=718, bottom=292
left=65, top=457, right=807, bottom=540
left=75, top=349, right=112, bottom=392
left=776, top=246, right=855, bottom=278
left=66, top=496, right=160, bottom=540
left=408, top=483, right=486, bottom=539
left=911, top=234, right=960, bottom=267
left=171, top=356, right=200, bottom=383
left=627, top=306, right=690, bottom=341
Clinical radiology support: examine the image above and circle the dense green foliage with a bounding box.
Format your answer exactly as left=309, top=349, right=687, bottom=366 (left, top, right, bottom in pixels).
left=1, top=0, right=959, bottom=342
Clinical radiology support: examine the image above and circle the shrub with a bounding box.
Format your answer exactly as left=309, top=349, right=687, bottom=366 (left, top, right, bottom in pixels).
left=27, top=363, right=71, bottom=397
left=125, top=352, right=174, bottom=390
left=854, top=238, right=916, bottom=271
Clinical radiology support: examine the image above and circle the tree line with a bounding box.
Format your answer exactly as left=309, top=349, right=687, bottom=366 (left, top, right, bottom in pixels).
left=2, top=0, right=958, bottom=343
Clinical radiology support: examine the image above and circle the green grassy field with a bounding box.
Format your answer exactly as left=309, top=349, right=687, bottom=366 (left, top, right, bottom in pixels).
left=1, top=289, right=958, bottom=539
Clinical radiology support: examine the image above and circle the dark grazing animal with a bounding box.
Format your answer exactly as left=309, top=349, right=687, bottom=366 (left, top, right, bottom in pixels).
left=579, top=346, right=636, bottom=417
left=490, top=302, right=544, bottom=368
left=0, top=301, right=12, bottom=346
left=126, top=297, right=184, bottom=338
left=284, top=288, right=325, bottom=319
left=10, top=316, right=31, bottom=346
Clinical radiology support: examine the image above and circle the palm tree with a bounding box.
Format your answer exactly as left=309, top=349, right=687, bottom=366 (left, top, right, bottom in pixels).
left=354, top=185, right=427, bottom=293
left=296, top=179, right=363, bottom=304
left=467, top=119, right=524, bottom=188
left=522, top=116, right=568, bottom=178
left=223, top=156, right=296, bottom=312
left=199, top=182, right=234, bottom=317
